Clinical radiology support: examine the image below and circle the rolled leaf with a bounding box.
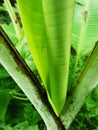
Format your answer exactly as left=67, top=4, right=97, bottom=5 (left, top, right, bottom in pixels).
left=16, top=0, right=75, bottom=115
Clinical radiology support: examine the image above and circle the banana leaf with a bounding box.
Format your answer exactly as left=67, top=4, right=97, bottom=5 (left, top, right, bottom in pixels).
left=72, top=0, right=98, bottom=56
left=16, top=0, right=75, bottom=115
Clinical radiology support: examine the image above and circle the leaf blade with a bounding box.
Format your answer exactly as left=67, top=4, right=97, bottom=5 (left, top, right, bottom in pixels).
left=17, top=0, right=75, bottom=115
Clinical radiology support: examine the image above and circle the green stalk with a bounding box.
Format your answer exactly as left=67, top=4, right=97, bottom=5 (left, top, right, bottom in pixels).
left=60, top=41, right=98, bottom=129
left=4, top=0, right=21, bottom=39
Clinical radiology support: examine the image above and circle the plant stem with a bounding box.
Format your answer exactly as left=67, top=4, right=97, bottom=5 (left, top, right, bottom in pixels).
left=60, top=41, right=98, bottom=129
left=4, top=0, right=21, bottom=39
left=0, top=27, right=65, bottom=130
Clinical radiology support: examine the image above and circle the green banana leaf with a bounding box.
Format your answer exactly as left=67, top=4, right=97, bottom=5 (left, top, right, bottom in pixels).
left=72, top=0, right=98, bottom=56
left=16, top=0, right=75, bottom=115
left=69, top=0, right=98, bottom=76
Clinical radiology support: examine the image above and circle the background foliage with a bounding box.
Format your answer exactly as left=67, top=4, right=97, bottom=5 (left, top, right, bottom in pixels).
left=0, top=0, right=98, bottom=129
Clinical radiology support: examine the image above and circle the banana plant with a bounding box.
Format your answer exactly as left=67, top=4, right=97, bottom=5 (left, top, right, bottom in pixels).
left=0, top=0, right=98, bottom=129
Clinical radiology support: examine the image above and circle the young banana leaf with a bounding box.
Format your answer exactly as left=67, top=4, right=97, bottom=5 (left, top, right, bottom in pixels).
left=16, top=0, right=75, bottom=115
